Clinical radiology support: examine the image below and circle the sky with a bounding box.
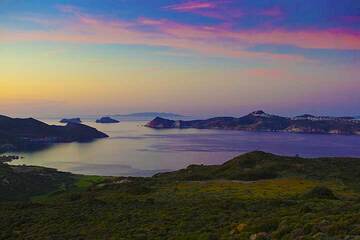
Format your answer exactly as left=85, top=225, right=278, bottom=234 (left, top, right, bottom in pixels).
left=0, top=0, right=359, bottom=117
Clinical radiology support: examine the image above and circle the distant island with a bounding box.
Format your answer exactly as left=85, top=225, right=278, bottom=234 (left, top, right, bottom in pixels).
left=0, top=115, right=108, bottom=153
left=96, top=116, right=120, bottom=124
left=60, top=118, right=82, bottom=124
left=146, top=110, right=360, bottom=135
left=111, top=112, right=186, bottom=120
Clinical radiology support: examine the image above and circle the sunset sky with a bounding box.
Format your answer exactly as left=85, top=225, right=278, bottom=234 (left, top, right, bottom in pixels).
left=1, top=0, right=359, bottom=117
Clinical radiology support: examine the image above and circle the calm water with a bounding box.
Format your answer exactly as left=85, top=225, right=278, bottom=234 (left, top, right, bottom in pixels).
left=9, top=120, right=360, bottom=176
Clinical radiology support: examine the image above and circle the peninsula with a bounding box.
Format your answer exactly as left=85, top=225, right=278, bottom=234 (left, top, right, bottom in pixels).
left=0, top=115, right=108, bottom=153
left=146, top=110, right=360, bottom=135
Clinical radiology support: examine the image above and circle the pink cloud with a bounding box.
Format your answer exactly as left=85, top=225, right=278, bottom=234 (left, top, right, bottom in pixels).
left=233, top=28, right=360, bottom=50
left=163, top=0, right=242, bottom=20
left=164, top=1, right=218, bottom=11
left=163, top=2, right=283, bottom=20
left=3, top=6, right=360, bottom=63
left=138, top=17, right=360, bottom=50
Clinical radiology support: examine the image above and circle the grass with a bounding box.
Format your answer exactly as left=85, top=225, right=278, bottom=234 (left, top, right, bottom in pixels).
left=155, top=151, right=360, bottom=191
left=1, top=151, right=360, bottom=239
left=170, top=178, right=357, bottom=200
left=74, top=175, right=106, bottom=189
left=30, top=175, right=107, bottom=202
left=1, top=177, right=359, bottom=239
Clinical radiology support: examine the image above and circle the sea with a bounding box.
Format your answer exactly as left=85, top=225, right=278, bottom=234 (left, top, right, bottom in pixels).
left=8, top=119, right=360, bottom=176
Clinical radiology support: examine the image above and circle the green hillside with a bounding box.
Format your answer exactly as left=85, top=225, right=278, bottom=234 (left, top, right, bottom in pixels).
left=155, top=151, right=360, bottom=188
left=1, top=152, right=360, bottom=239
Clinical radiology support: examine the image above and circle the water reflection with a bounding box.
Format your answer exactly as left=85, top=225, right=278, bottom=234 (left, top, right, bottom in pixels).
left=10, top=120, right=360, bottom=176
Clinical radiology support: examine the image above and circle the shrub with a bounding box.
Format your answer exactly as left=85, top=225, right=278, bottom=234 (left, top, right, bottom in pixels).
left=304, top=186, right=338, bottom=200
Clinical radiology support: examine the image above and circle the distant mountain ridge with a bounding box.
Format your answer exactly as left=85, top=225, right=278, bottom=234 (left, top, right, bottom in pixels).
left=111, top=112, right=185, bottom=118
left=0, top=115, right=108, bottom=153
left=146, top=110, right=360, bottom=135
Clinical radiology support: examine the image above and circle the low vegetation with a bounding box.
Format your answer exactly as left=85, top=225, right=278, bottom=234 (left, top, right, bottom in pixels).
left=1, top=151, right=360, bottom=239
left=156, top=151, right=360, bottom=188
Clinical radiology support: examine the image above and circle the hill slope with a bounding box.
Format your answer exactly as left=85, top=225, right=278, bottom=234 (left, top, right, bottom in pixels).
left=155, top=151, right=360, bottom=186
left=0, top=163, right=75, bottom=201
left=1, top=152, right=360, bottom=239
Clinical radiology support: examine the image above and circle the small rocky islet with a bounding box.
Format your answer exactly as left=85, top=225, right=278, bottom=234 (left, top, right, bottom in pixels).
left=95, top=116, right=120, bottom=124
left=59, top=118, right=82, bottom=124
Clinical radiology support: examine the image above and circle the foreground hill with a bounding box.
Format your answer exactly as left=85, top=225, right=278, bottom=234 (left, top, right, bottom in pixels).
left=146, top=110, right=360, bottom=135
left=0, top=115, right=108, bottom=153
left=155, top=151, right=360, bottom=187
left=1, top=151, right=360, bottom=239
left=0, top=164, right=75, bottom=201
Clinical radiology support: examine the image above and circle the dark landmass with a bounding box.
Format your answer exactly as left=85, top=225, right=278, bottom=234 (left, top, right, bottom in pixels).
left=60, top=118, right=82, bottom=124
left=146, top=110, right=360, bottom=135
left=0, top=163, right=76, bottom=201
left=0, top=115, right=108, bottom=153
left=1, top=151, right=360, bottom=239
left=96, top=116, right=120, bottom=124
left=0, top=155, right=20, bottom=163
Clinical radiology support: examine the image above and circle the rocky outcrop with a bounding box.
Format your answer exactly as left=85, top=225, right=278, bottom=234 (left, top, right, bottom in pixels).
left=95, top=117, right=119, bottom=124
left=60, top=118, right=82, bottom=124
left=145, top=117, right=179, bottom=129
